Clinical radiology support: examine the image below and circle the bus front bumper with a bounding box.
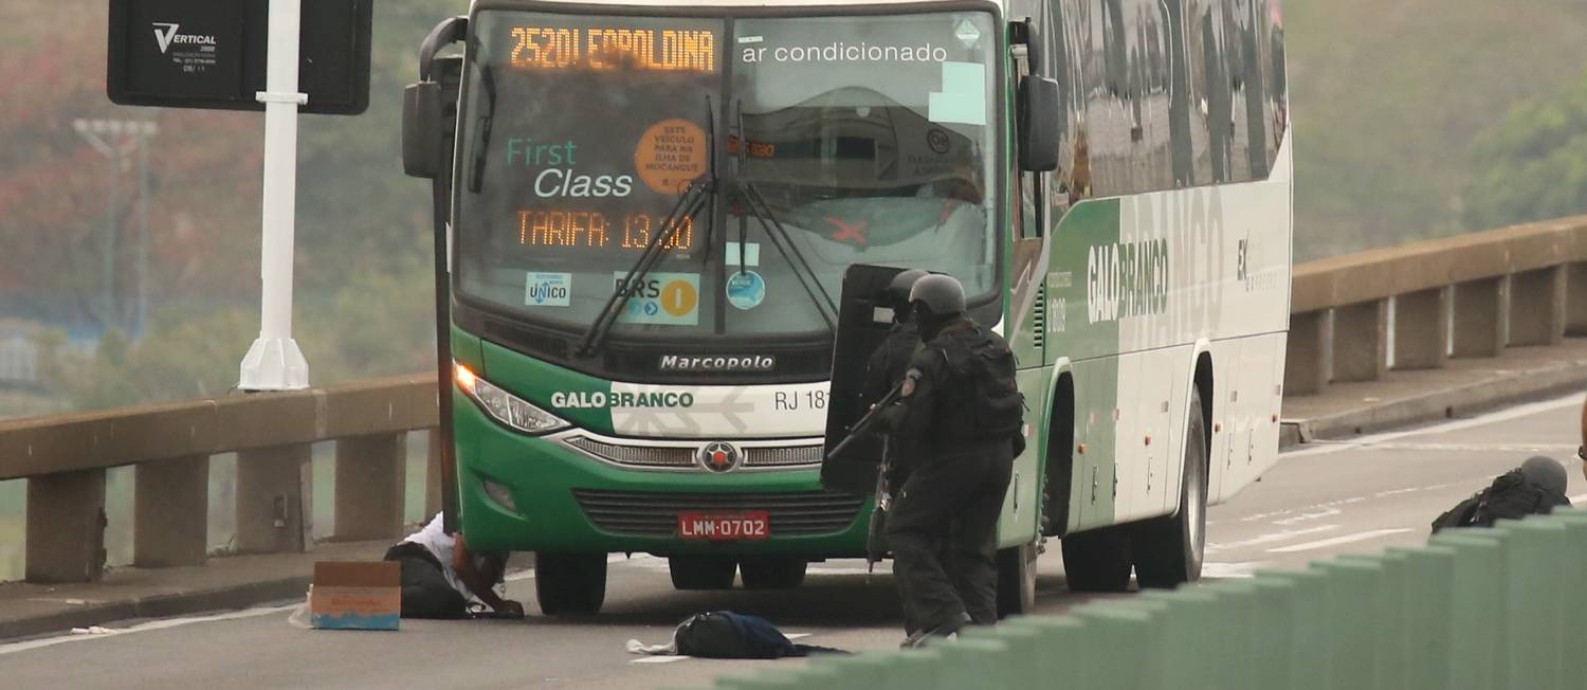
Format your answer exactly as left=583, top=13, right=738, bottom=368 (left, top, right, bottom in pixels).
left=453, top=398, right=872, bottom=557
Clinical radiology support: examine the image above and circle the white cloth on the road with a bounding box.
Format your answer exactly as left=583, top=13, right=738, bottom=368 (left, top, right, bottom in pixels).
left=626, top=638, right=678, bottom=655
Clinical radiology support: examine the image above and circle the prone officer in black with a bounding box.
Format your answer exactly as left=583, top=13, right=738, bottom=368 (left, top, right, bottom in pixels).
left=884, top=274, right=1024, bottom=647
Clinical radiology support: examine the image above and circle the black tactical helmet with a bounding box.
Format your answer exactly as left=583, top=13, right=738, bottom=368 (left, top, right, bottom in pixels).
left=908, top=274, right=967, bottom=316
left=884, top=269, right=929, bottom=306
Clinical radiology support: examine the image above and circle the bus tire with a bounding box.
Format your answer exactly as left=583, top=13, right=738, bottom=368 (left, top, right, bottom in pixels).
left=1060, top=526, right=1132, bottom=592
left=996, top=540, right=1038, bottom=618
left=1132, top=386, right=1209, bottom=589
left=668, top=555, right=737, bottom=590
left=535, top=552, right=607, bottom=616
left=738, top=557, right=807, bottom=589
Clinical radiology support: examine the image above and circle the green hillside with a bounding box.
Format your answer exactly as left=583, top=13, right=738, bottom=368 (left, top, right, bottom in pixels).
left=1285, top=0, right=1587, bottom=259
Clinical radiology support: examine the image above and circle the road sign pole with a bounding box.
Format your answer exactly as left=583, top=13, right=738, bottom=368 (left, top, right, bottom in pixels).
left=239, top=0, right=309, bottom=391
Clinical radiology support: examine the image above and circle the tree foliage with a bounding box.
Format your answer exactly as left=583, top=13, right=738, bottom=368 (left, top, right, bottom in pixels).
left=3, top=1, right=462, bottom=412
left=1463, top=69, right=1587, bottom=231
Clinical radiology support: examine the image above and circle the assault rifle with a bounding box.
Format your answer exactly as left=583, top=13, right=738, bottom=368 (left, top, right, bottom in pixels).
left=823, top=369, right=919, bottom=463
left=825, top=369, right=920, bottom=579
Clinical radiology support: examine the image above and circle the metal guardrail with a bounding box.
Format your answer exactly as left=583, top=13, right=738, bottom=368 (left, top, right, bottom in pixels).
left=4, top=217, right=1587, bottom=583
left=701, top=511, right=1587, bottom=690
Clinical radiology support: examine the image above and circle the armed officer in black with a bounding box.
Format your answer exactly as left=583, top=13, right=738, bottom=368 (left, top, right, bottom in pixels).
left=885, top=274, right=1024, bottom=648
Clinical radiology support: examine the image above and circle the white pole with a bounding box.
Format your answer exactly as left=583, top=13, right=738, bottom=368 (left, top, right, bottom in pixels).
left=239, top=0, right=309, bottom=391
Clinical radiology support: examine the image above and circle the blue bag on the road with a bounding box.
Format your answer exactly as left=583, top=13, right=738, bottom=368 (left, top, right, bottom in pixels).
left=671, top=611, right=845, bottom=659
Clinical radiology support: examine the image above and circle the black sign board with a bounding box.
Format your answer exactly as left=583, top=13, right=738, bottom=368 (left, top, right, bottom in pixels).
left=108, top=0, right=372, bottom=115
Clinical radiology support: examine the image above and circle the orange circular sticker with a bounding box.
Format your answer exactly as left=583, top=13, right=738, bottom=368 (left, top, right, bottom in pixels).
left=635, top=119, right=709, bottom=195
left=660, top=279, right=699, bottom=317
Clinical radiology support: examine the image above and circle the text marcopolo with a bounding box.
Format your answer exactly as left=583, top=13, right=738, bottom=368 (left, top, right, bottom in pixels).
left=659, top=354, right=776, bottom=372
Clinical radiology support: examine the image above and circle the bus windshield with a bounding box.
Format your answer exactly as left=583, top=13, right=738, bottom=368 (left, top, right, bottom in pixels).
left=455, top=10, right=1000, bottom=341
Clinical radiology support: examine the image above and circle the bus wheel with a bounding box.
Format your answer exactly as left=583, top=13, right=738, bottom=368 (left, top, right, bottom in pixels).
left=668, top=556, right=737, bottom=590
left=996, top=540, right=1038, bottom=617
left=739, top=557, right=807, bottom=589
left=1133, top=387, right=1209, bottom=589
left=535, top=552, right=607, bottom=615
left=1060, top=526, right=1132, bottom=592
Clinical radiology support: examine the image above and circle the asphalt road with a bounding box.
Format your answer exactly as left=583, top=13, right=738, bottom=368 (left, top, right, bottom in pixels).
left=4, top=394, right=1583, bottom=689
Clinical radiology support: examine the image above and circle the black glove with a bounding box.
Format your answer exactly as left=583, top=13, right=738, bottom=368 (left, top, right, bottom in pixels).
left=1011, top=433, right=1027, bottom=458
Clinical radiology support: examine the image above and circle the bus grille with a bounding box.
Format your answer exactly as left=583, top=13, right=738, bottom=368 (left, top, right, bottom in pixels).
left=563, top=437, right=823, bottom=469
left=572, top=489, right=866, bottom=537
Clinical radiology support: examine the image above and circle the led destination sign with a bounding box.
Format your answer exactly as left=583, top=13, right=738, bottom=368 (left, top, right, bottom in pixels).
left=510, top=25, right=717, bottom=73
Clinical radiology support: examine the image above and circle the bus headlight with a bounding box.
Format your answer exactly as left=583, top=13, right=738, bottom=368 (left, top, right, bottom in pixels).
left=455, top=364, right=570, bottom=435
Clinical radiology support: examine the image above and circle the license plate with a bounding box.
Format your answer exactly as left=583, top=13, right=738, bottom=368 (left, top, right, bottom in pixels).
left=678, top=511, right=771, bottom=541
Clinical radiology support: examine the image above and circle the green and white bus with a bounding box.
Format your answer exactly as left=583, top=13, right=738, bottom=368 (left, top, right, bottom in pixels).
left=402, top=0, right=1291, bottom=615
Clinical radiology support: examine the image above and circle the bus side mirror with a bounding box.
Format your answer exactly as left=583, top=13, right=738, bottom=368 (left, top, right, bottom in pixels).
left=403, top=82, right=442, bottom=179
left=1017, top=76, right=1061, bottom=172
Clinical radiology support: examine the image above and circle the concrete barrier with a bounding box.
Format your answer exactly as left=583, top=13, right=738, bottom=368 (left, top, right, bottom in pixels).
left=702, top=510, right=1587, bottom=690
left=0, top=375, right=440, bottom=582
left=1287, top=216, right=1587, bottom=396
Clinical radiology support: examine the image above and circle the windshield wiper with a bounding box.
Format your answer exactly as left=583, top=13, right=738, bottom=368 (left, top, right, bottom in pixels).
left=466, top=59, right=497, bottom=193
left=575, top=97, right=719, bottom=359
left=728, top=101, right=839, bottom=333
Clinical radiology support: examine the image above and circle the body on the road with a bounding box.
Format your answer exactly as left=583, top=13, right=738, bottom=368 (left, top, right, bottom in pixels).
left=885, top=274, right=1023, bottom=646
left=384, top=513, right=523, bottom=619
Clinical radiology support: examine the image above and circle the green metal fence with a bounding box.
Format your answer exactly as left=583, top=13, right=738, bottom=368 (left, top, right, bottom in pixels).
left=695, top=510, right=1587, bottom=690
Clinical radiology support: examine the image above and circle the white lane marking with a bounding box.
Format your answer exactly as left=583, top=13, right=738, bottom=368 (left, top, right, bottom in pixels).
left=1272, top=507, right=1341, bottom=526
left=1202, top=562, right=1266, bottom=579
left=0, top=604, right=298, bottom=656
left=1239, top=481, right=1476, bottom=526
left=1239, top=497, right=1368, bottom=523
left=1373, top=482, right=1464, bottom=499
left=1206, top=526, right=1338, bottom=553
left=1284, top=394, right=1582, bottom=459
left=1348, top=442, right=1575, bottom=454
left=1266, top=529, right=1415, bottom=554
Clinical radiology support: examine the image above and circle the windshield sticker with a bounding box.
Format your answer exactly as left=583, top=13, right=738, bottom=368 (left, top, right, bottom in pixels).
left=525, top=272, right=572, bottom=307
left=724, top=241, right=760, bottom=267
left=927, top=62, right=986, bottom=126
left=614, top=272, right=700, bottom=325
left=953, top=18, right=982, bottom=49
left=634, top=119, right=708, bottom=195
left=725, top=270, right=767, bottom=310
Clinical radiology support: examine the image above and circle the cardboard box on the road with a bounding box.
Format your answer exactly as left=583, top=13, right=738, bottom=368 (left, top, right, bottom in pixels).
left=309, top=561, right=400, bottom=631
